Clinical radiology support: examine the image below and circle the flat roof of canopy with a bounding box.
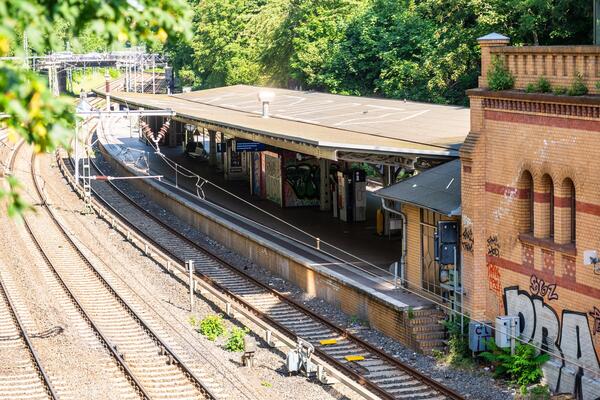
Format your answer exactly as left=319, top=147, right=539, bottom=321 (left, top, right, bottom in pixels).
left=103, top=85, right=469, bottom=161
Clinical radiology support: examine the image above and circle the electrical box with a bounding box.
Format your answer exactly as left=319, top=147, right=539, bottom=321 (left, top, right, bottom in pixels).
left=439, top=221, right=458, bottom=244
left=495, top=316, right=520, bottom=348
left=469, top=322, right=492, bottom=352
left=439, top=244, right=456, bottom=265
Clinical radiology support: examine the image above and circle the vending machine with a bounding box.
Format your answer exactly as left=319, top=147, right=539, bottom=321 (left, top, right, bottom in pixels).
left=352, top=169, right=367, bottom=222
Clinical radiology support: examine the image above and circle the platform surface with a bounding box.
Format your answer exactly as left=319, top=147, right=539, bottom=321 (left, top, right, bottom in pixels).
left=97, top=119, right=435, bottom=310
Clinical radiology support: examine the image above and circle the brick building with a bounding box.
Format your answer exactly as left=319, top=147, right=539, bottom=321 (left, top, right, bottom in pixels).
left=463, top=34, right=600, bottom=398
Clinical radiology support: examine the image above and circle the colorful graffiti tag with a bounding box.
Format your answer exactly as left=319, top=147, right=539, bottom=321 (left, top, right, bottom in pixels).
left=504, top=287, right=600, bottom=399
left=284, top=163, right=320, bottom=207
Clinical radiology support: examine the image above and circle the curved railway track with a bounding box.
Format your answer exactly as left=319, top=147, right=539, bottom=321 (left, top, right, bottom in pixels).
left=10, top=140, right=218, bottom=400
left=0, top=273, right=57, bottom=400
left=57, top=130, right=464, bottom=400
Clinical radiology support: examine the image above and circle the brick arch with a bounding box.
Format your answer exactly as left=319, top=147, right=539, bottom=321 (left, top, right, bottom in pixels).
left=516, top=170, right=534, bottom=234
left=555, top=177, right=576, bottom=245
left=553, top=167, right=581, bottom=194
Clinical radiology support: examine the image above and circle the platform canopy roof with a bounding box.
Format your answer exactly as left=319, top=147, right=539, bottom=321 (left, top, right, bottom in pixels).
left=104, top=85, right=470, bottom=165
left=374, top=159, right=461, bottom=216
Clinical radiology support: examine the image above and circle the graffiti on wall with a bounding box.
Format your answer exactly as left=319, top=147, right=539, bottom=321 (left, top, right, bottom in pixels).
left=590, top=307, right=600, bottom=336
left=462, top=227, right=474, bottom=253
left=487, top=235, right=500, bottom=257
left=530, top=274, right=559, bottom=301
left=284, top=163, right=320, bottom=207
left=487, top=263, right=503, bottom=312
left=504, top=287, right=600, bottom=399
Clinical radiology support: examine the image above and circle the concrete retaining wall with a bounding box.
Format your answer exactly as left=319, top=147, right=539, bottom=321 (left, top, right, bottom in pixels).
left=98, top=142, right=427, bottom=349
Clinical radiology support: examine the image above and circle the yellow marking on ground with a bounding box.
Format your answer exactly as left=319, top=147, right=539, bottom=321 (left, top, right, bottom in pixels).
left=344, top=355, right=365, bottom=362
left=319, top=339, right=337, bottom=345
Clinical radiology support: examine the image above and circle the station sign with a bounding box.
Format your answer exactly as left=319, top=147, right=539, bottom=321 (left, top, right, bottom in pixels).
left=233, top=140, right=266, bottom=152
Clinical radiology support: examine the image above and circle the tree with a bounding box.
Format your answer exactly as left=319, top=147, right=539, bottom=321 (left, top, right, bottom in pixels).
left=0, top=0, right=191, bottom=215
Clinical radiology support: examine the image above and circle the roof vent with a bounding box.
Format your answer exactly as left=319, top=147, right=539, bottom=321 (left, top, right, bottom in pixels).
left=258, top=90, right=275, bottom=118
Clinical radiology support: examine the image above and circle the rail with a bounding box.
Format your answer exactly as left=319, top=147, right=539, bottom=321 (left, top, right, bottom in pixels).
left=56, top=132, right=464, bottom=400
left=0, top=272, right=59, bottom=399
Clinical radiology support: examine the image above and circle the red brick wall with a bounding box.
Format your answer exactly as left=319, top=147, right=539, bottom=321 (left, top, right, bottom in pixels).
left=464, top=87, right=600, bottom=397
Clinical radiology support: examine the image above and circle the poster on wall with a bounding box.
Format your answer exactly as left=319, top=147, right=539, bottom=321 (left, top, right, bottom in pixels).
left=264, top=152, right=282, bottom=206
left=282, top=152, right=320, bottom=207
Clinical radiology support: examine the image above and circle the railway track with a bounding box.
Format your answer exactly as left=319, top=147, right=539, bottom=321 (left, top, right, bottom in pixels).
left=10, top=141, right=218, bottom=400
left=0, top=273, right=57, bottom=400
left=57, top=131, right=464, bottom=400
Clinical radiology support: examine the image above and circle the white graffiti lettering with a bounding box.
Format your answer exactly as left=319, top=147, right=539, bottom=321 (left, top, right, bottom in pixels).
left=504, top=287, right=600, bottom=400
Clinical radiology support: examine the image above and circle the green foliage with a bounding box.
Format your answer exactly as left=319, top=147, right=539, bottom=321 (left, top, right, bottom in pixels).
left=183, top=0, right=592, bottom=105
left=178, top=68, right=199, bottom=88
left=225, top=327, right=250, bottom=352
left=0, top=176, right=33, bottom=217
left=440, top=317, right=472, bottom=367
left=260, top=381, right=272, bottom=388
left=596, top=81, right=600, bottom=91
left=480, top=340, right=550, bottom=390
left=525, top=83, right=536, bottom=93
left=487, top=56, right=515, bottom=91
left=552, top=86, right=567, bottom=95
left=535, top=77, right=552, bottom=93
left=567, top=73, right=588, bottom=96
left=0, top=0, right=191, bottom=216
left=525, top=384, right=551, bottom=400
left=198, top=315, right=225, bottom=341
left=407, top=306, right=415, bottom=320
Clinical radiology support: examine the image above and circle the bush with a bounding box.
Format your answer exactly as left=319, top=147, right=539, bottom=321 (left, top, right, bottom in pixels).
left=178, top=68, right=198, bottom=88
left=552, top=86, right=567, bottom=95
left=525, top=83, right=536, bottom=93
left=198, top=315, right=225, bottom=341
left=535, top=77, right=552, bottom=93
left=441, top=317, right=472, bottom=367
left=488, top=56, right=515, bottom=91
left=225, top=327, right=250, bottom=352
left=596, top=81, right=600, bottom=91
left=480, top=340, right=549, bottom=391
left=567, top=73, right=588, bottom=96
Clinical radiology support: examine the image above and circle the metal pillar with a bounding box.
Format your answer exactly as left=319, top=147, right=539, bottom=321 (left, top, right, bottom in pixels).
left=382, top=165, right=392, bottom=236
left=319, top=158, right=331, bottom=211
left=208, top=130, right=217, bottom=166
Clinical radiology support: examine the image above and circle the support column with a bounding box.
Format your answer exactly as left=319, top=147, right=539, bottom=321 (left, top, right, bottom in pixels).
left=168, top=120, right=177, bottom=147
left=383, top=165, right=392, bottom=236
left=319, top=158, right=331, bottom=211
left=208, top=129, right=217, bottom=166
left=219, top=131, right=225, bottom=171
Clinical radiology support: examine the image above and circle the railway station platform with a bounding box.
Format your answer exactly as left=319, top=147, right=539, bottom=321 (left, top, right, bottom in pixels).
left=96, top=119, right=448, bottom=353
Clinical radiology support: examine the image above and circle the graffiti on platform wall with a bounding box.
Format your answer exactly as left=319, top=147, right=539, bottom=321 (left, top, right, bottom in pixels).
left=487, top=263, right=503, bottom=312
left=487, top=235, right=500, bottom=257
left=284, top=163, right=320, bottom=207
left=504, top=287, right=600, bottom=399
left=529, top=274, right=559, bottom=301
left=590, top=307, right=600, bottom=336
left=461, top=227, right=473, bottom=253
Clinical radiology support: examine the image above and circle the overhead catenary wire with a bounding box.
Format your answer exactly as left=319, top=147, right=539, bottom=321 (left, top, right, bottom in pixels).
left=94, top=110, right=600, bottom=380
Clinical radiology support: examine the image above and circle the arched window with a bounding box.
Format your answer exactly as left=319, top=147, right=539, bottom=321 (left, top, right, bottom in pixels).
left=539, top=174, right=554, bottom=239
left=558, top=178, right=576, bottom=244
left=518, top=171, right=534, bottom=233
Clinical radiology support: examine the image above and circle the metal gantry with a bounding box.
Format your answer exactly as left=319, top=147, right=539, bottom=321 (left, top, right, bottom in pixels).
left=1, top=48, right=168, bottom=95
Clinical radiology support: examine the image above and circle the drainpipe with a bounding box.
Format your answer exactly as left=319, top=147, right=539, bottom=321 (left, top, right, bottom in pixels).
left=381, top=198, right=407, bottom=288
